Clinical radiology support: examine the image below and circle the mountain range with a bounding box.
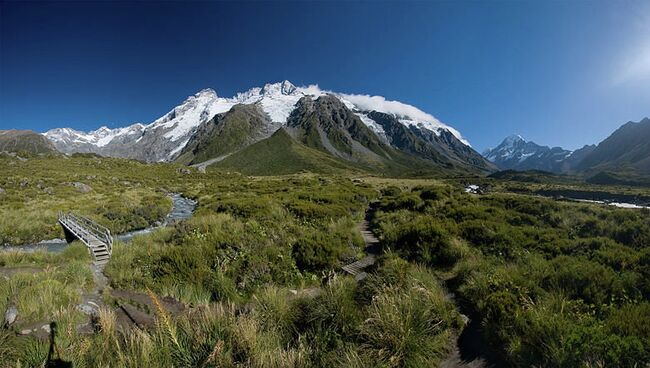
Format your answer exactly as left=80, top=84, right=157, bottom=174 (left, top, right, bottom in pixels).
left=3, top=80, right=649, bottom=179
left=40, top=81, right=495, bottom=175
left=484, top=117, right=650, bottom=176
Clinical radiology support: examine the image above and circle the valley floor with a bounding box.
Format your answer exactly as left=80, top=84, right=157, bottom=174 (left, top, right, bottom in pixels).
left=1, top=155, right=650, bottom=367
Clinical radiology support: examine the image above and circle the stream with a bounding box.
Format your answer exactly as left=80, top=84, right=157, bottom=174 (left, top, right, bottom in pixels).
left=1, top=193, right=196, bottom=253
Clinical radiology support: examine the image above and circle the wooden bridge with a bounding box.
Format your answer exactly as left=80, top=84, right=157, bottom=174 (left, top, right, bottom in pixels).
left=58, top=212, right=113, bottom=266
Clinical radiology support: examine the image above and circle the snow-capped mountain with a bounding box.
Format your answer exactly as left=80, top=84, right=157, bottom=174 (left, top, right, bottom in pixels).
left=483, top=135, right=577, bottom=172
left=46, top=124, right=145, bottom=154
left=45, top=80, right=474, bottom=165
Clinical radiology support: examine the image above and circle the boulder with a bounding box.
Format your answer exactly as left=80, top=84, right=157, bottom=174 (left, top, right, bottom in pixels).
left=3, top=305, right=17, bottom=326
left=0, top=187, right=4, bottom=195
left=72, top=182, right=92, bottom=193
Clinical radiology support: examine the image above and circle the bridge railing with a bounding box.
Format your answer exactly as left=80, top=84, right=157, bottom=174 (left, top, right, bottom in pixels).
left=58, top=212, right=113, bottom=254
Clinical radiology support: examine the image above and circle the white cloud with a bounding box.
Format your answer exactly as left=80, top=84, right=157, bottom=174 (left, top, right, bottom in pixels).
left=338, top=93, right=442, bottom=124
left=298, top=84, right=325, bottom=96
left=338, top=93, right=470, bottom=145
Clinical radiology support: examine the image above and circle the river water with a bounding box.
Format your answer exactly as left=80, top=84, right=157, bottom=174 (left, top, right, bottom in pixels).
left=1, top=194, right=196, bottom=253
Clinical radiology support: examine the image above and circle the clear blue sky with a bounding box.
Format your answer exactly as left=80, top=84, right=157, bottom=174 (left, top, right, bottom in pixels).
left=1, top=1, right=649, bottom=152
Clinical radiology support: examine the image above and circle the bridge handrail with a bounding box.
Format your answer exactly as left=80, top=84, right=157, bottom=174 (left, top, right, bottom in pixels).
left=58, top=212, right=113, bottom=254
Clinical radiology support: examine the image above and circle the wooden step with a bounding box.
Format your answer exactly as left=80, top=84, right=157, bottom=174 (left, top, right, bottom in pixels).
left=342, top=255, right=376, bottom=276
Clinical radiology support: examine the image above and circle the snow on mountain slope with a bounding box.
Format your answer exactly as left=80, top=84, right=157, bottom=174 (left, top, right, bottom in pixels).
left=46, top=124, right=145, bottom=152
left=338, top=93, right=469, bottom=146
left=44, top=80, right=470, bottom=162
left=483, top=134, right=574, bottom=172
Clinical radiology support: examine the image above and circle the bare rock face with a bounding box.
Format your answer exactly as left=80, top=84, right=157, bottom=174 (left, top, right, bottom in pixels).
left=72, top=182, right=92, bottom=193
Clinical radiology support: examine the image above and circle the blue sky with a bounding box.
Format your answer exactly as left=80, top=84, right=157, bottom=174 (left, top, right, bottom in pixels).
left=1, top=1, right=649, bottom=152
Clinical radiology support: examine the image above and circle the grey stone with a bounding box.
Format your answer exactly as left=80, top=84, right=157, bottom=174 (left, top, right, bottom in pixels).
left=4, top=305, right=17, bottom=326
left=72, top=182, right=92, bottom=193
left=77, top=303, right=98, bottom=315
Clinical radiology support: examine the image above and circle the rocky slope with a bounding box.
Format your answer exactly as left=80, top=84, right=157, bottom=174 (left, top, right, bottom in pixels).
left=0, top=130, right=58, bottom=154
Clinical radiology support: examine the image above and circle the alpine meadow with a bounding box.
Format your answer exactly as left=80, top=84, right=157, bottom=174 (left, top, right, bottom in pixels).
left=2, top=2, right=650, bottom=367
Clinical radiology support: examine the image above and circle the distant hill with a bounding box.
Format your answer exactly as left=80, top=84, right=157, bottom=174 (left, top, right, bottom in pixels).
left=576, top=117, right=650, bottom=174
left=487, top=169, right=580, bottom=185
left=0, top=130, right=57, bottom=154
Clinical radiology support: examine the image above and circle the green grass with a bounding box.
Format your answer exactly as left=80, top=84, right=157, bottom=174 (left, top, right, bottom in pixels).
left=0, top=155, right=178, bottom=245
left=3, top=154, right=650, bottom=367
left=213, top=128, right=363, bottom=175
left=373, top=182, right=650, bottom=367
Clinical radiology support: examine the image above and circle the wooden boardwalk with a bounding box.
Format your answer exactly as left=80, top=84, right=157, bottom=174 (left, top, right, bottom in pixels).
left=342, top=205, right=380, bottom=281
left=58, top=212, right=113, bottom=266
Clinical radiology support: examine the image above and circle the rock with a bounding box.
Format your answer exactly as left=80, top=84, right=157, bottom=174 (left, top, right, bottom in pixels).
left=19, top=329, right=32, bottom=335
left=44, top=187, right=54, bottom=195
left=4, top=305, right=17, bottom=326
left=41, top=324, right=51, bottom=334
left=77, top=303, right=98, bottom=315
left=176, top=167, right=192, bottom=175
left=0, top=187, right=4, bottom=195
left=72, top=182, right=92, bottom=193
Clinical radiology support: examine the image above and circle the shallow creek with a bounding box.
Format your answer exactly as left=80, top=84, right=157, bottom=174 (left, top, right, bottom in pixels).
left=1, top=193, right=196, bottom=253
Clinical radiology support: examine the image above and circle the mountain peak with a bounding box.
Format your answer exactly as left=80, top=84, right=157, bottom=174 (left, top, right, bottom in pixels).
left=195, top=88, right=217, bottom=98
left=261, top=80, right=297, bottom=96
left=503, top=134, right=525, bottom=145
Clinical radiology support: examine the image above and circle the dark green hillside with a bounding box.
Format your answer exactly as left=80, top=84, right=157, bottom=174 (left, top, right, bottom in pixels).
left=176, top=104, right=277, bottom=165
left=212, top=128, right=362, bottom=175
left=213, top=127, right=462, bottom=177
left=0, top=129, right=58, bottom=154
